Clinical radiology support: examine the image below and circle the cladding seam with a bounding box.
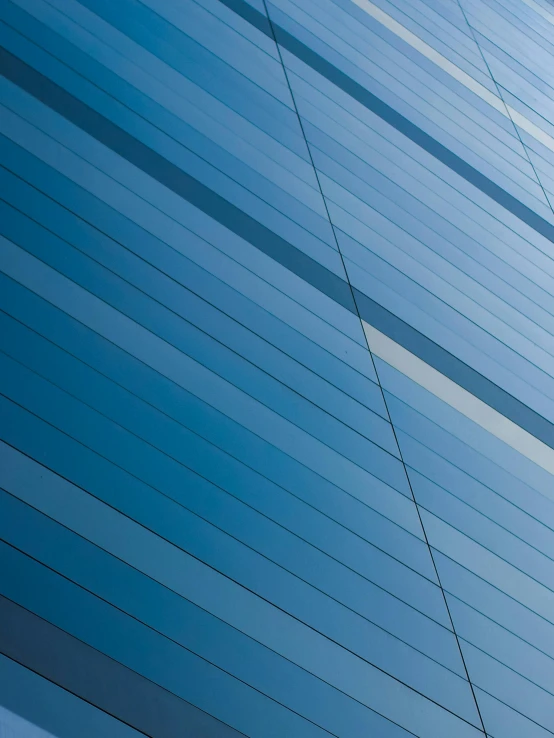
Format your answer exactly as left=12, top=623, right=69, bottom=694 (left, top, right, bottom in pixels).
left=453, top=0, right=554, bottom=218
left=0, top=445, right=464, bottom=737
left=0, top=2, right=550, bottom=735
left=260, top=1, right=489, bottom=733
left=8, top=70, right=554, bottom=402
left=217, top=0, right=554, bottom=243
left=0, top=596, right=246, bottom=738
left=349, top=0, right=554, bottom=161
left=200, top=0, right=554, bottom=450
left=3, top=35, right=554, bottom=451
left=363, top=321, right=554, bottom=482
left=8, top=429, right=554, bottom=704
left=0, top=533, right=352, bottom=738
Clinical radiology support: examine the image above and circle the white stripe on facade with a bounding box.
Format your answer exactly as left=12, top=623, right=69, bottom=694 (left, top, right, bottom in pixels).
left=351, top=0, right=554, bottom=156
left=362, top=320, right=554, bottom=487
left=0, top=706, right=57, bottom=738
left=519, top=0, right=554, bottom=27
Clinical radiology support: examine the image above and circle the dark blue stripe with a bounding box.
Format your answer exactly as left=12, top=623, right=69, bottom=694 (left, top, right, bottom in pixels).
left=353, top=290, right=554, bottom=451
left=0, top=46, right=356, bottom=314
left=0, top=585, right=244, bottom=738
left=217, top=0, right=554, bottom=244
left=1, top=45, right=552, bottom=452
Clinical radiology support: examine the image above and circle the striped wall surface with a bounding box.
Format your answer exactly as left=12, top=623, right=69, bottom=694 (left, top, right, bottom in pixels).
left=1, top=0, right=554, bottom=736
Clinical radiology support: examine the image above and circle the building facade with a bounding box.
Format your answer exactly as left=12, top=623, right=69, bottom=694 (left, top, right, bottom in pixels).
left=1, top=0, right=554, bottom=736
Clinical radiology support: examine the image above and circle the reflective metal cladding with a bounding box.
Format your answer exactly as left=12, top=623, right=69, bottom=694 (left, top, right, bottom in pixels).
left=1, top=0, right=554, bottom=736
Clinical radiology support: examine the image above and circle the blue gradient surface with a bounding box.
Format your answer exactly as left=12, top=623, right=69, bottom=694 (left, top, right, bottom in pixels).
left=1, top=0, right=554, bottom=736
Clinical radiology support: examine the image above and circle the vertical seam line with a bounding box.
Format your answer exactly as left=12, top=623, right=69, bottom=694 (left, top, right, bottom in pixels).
left=259, top=1, right=489, bottom=733
left=456, top=0, right=554, bottom=218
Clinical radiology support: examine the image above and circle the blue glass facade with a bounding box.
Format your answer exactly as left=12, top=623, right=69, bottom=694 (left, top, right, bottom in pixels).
left=1, top=0, right=554, bottom=736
